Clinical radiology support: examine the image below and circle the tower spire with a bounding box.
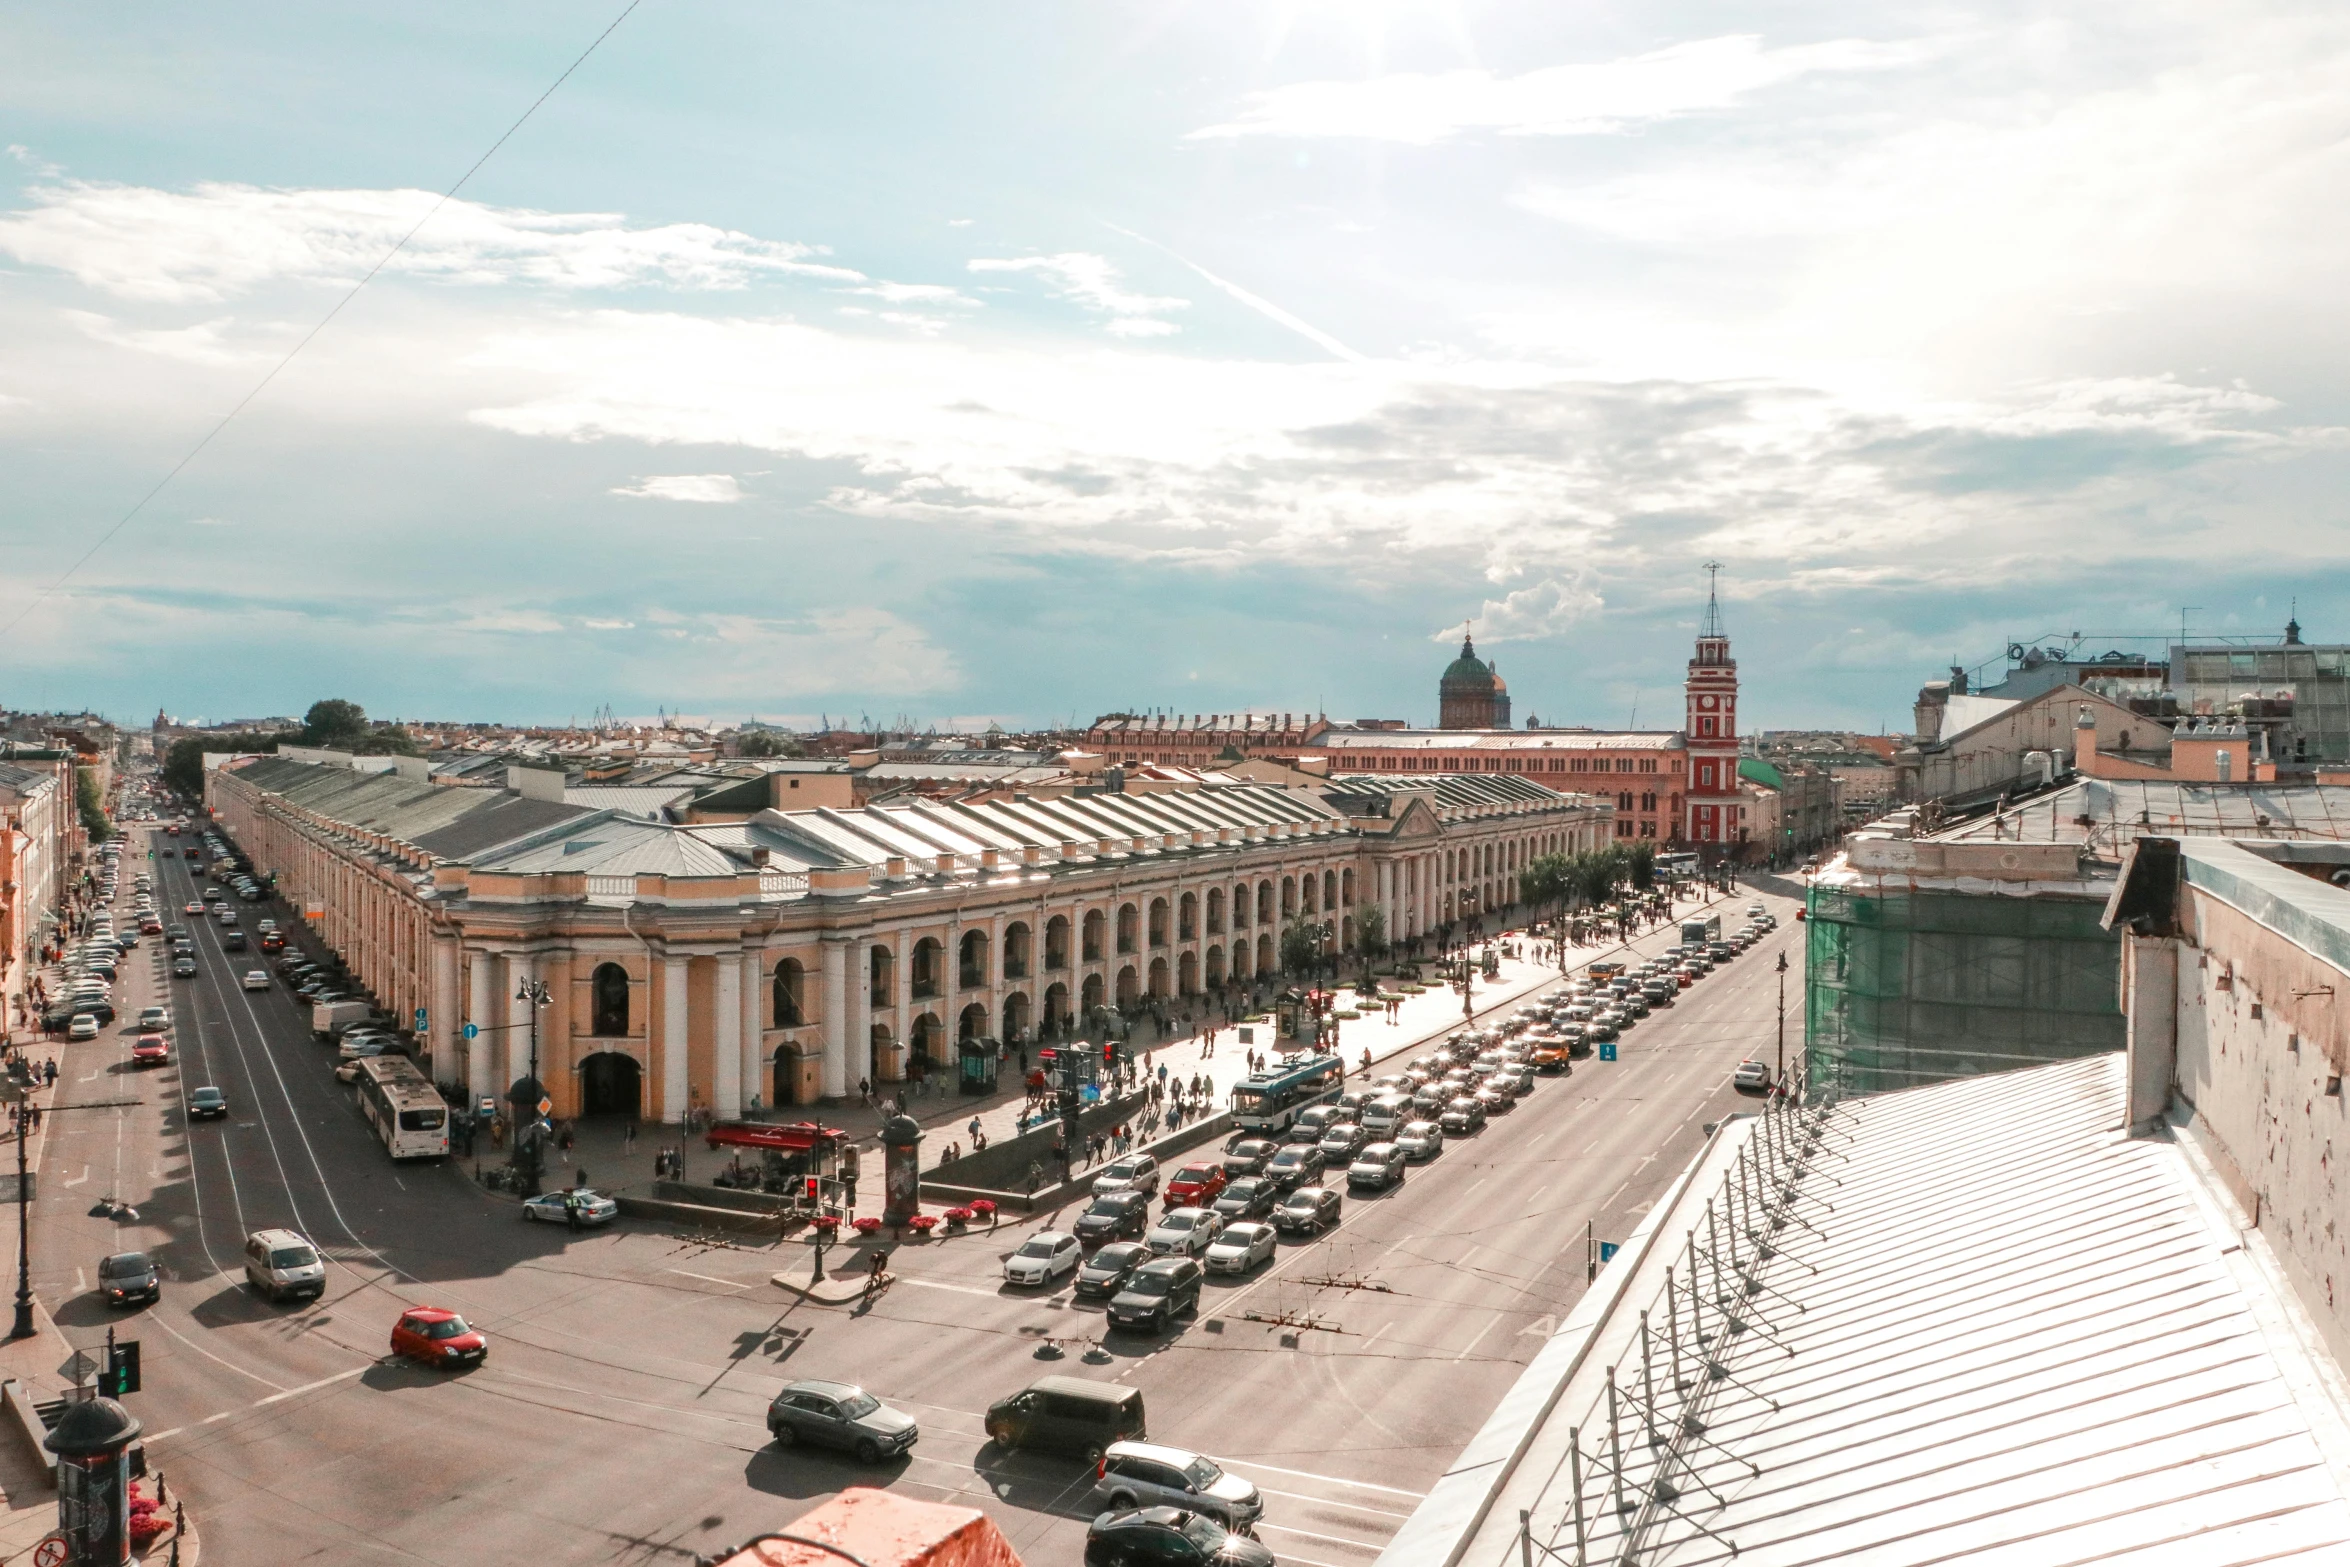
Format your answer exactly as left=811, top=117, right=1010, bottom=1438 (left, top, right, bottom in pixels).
left=1700, top=560, right=1724, bottom=639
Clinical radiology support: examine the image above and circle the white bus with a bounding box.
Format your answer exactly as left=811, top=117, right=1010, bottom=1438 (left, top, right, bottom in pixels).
left=353, top=1055, right=450, bottom=1160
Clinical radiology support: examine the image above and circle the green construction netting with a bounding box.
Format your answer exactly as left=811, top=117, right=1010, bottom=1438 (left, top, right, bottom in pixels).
left=1805, top=883, right=2122, bottom=1098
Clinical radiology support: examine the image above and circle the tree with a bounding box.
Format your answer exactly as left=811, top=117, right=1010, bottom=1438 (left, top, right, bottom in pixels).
left=75, top=767, right=111, bottom=843
left=737, top=730, right=802, bottom=759
left=1278, top=917, right=1324, bottom=976
left=162, top=734, right=278, bottom=799
left=1627, top=840, right=1657, bottom=891
left=300, top=699, right=369, bottom=747
left=1354, top=902, right=1386, bottom=958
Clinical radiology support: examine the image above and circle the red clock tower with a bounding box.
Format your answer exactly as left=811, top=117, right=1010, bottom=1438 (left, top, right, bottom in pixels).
left=1684, top=564, right=1741, bottom=849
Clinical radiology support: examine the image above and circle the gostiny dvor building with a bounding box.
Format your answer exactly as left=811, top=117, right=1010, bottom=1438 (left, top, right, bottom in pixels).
left=208, top=756, right=1609, bottom=1124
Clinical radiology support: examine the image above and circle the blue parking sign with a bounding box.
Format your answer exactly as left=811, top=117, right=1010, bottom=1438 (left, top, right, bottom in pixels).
left=1599, top=1242, right=1620, bottom=1262
left=1599, top=1043, right=1618, bottom=1062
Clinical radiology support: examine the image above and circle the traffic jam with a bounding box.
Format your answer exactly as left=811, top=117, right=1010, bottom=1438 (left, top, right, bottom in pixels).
left=990, top=902, right=1781, bottom=1565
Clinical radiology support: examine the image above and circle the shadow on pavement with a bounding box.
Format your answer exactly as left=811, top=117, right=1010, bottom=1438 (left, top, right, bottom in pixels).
left=741, top=1442, right=911, bottom=1502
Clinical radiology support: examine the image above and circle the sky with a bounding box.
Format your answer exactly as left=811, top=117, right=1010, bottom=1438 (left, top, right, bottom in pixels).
left=5, top=1, right=2349, bottom=734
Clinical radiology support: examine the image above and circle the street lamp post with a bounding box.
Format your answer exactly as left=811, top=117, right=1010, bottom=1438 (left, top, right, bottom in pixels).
left=1775, top=949, right=1789, bottom=1087
left=507, top=978, right=552, bottom=1199
left=8, top=1078, right=31, bottom=1341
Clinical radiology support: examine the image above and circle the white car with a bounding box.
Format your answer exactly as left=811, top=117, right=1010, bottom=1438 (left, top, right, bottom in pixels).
left=337, top=1036, right=395, bottom=1063
left=1002, top=1230, right=1081, bottom=1286
left=523, top=1189, right=620, bottom=1227
left=1091, top=1153, right=1160, bottom=1198
left=67, top=1013, right=100, bottom=1041
left=241, top=970, right=270, bottom=991
left=1733, top=1059, right=1771, bottom=1090
left=1202, top=1221, right=1276, bottom=1275
left=1145, top=1207, right=1223, bottom=1258
left=1396, top=1121, right=1445, bottom=1161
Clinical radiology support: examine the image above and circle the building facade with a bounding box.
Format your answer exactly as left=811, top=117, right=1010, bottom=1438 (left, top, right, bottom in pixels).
left=1, top=753, right=78, bottom=1033
left=1082, top=713, right=1329, bottom=768
left=210, top=756, right=1610, bottom=1123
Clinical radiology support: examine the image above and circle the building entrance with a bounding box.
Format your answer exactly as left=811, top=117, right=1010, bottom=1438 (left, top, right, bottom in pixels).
left=580, top=1051, right=643, bottom=1117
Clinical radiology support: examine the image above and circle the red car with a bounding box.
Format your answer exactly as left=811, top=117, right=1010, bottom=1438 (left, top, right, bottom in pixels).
left=1163, top=1162, right=1228, bottom=1209
left=259, top=932, right=285, bottom=953
left=130, top=1033, right=170, bottom=1067
left=390, top=1307, right=486, bottom=1369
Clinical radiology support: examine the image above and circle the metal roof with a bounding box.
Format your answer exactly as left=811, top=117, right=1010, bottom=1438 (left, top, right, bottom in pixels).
left=1928, top=778, right=2350, bottom=849
left=1316, top=729, right=1686, bottom=751
left=1395, top=1053, right=2350, bottom=1567
left=1326, top=772, right=1578, bottom=810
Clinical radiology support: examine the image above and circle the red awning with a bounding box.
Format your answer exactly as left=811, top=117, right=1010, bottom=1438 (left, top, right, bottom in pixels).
left=704, top=1120, right=850, bottom=1153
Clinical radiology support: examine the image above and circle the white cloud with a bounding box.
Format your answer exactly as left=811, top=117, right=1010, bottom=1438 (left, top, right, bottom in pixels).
left=969, top=253, right=1187, bottom=335
left=844, top=281, right=976, bottom=306
left=1446, top=577, right=1606, bottom=643
left=1189, top=35, right=1923, bottom=144
left=61, top=309, right=266, bottom=366
left=0, top=181, right=862, bottom=303
left=610, top=474, right=745, bottom=503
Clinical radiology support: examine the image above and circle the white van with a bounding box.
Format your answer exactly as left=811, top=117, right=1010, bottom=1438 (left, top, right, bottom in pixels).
left=1361, top=1093, right=1415, bottom=1135
left=244, top=1228, right=326, bottom=1303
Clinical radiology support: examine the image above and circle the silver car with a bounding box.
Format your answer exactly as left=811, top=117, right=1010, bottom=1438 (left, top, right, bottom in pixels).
left=1092, top=1440, right=1265, bottom=1528
left=1396, top=1120, right=1445, bottom=1161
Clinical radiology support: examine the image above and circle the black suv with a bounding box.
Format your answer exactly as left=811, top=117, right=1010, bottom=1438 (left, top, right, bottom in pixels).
left=1264, top=1145, right=1325, bottom=1192
left=1074, top=1190, right=1151, bottom=1246
left=1085, top=1507, right=1274, bottom=1567
left=1107, top=1257, right=1203, bottom=1333
left=1075, top=1241, right=1150, bottom=1301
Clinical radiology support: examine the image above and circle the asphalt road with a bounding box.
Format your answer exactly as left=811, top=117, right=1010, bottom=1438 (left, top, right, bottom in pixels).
left=27, top=825, right=1805, bottom=1567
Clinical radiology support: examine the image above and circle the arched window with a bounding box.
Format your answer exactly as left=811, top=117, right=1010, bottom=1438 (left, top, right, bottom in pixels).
left=773, top=958, right=805, bottom=1028
left=591, top=963, right=630, bottom=1036
left=959, top=929, right=989, bottom=990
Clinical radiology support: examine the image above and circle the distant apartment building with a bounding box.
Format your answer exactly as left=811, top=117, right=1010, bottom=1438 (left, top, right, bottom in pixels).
left=0, top=751, right=78, bottom=1030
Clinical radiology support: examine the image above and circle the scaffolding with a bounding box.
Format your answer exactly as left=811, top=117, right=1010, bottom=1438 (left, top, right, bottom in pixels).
left=1804, top=883, right=2121, bottom=1097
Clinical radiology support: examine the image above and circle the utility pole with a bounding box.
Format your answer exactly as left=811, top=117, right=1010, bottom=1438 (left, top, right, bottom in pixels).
left=1775, top=949, right=1789, bottom=1086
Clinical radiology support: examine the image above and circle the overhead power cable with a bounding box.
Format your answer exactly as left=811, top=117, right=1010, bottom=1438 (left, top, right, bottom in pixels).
left=2, top=0, right=649, bottom=637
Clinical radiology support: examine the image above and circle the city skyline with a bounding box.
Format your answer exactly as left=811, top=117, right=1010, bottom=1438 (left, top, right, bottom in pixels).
left=7, top=4, right=2348, bottom=729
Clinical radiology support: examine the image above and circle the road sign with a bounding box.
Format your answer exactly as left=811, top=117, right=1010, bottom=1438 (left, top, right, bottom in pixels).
left=1599, top=1242, right=1620, bottom=1263
left=1599, top=1043, right=1618, bottom=1062
left=414, top=1007, right=428, bottom=1029
left=59, top=1348, right=98, bottom=1389
left=462, top=1022, right=478, bottom=1040
left=536, top=1096, right=553, bottom=1117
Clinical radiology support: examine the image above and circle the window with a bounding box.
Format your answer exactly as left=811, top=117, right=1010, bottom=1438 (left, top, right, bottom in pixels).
left=1640, top=792, right=1656, bottom=811
left=592, top=963, right=630, bottom=1036
left=771, top=958, right=805, bottom=1028
left=1700, top=717, right=1717, bottom=736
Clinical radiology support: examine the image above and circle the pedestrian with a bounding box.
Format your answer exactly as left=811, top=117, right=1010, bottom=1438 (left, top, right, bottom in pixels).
left=859, top=1077, right=872, bottom=1107
left=968, top=1116, right=982, bottom=1143
left=624, top=1120, right=636, bottom=1152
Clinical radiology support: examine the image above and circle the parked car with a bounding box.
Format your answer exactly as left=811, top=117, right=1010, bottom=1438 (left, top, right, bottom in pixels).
left=1091, top=1441, right=1266, bottom=1530
left=1074, top=1190, right=1152, bottom=1246
left=1273, top=1186, right=1342, bottom=1236
left=766, top=1378, right=918, bottom=1463
left=390, top=1307, right=487, bottom=1369
left=1107, top=1257, right=1204, bottom=1333
left=1074, top=1241, right=1151, bottom=1300
left=522, top=1188, right=619, bottom=1226
left=1004, top=1230, right=1082, bottom=1287
left=1202, top=1221, right=1276, bottom=1276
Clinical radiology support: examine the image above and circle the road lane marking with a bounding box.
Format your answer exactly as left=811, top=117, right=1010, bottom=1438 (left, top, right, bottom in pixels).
left=1451, top=1315, right=1501, bottom=1362
left=146, top=1310, right=286, bottom=1391
left=664, top=1268, right=750, bottom=1289
left=1256, top=1520, right=1389, bottom=1552
left=894, top=1276, right=1015, bottom=1300
left=144, top=1362, right=368, bottom=1444
left=1217, top=1458, right=1424, bottom=1497
left=1250, top=1484, right=1414, bottom=1519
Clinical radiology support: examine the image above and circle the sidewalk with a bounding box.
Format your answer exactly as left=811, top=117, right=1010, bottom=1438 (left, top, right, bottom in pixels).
left=522, top=886, right=1744, bottom=1219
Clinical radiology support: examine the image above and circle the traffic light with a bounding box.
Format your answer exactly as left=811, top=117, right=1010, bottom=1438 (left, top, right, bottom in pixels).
left=102, top=1340, right=140, bottom=1396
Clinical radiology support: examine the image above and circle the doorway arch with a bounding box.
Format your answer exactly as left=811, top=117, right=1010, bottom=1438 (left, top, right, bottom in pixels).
left=579, top=1051, right=642, bottom=1117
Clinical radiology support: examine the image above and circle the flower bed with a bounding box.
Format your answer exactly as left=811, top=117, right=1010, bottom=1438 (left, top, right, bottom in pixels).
left=969, top=1198, right=997, bottom=1219
left=906, top=1214, right=939, bottom=1235
left=851, top=1216, right=883, bottom=1235
left=943, top=1206, right=974, bottom=1228
left=809, top=1214, right=842, bottom=1235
